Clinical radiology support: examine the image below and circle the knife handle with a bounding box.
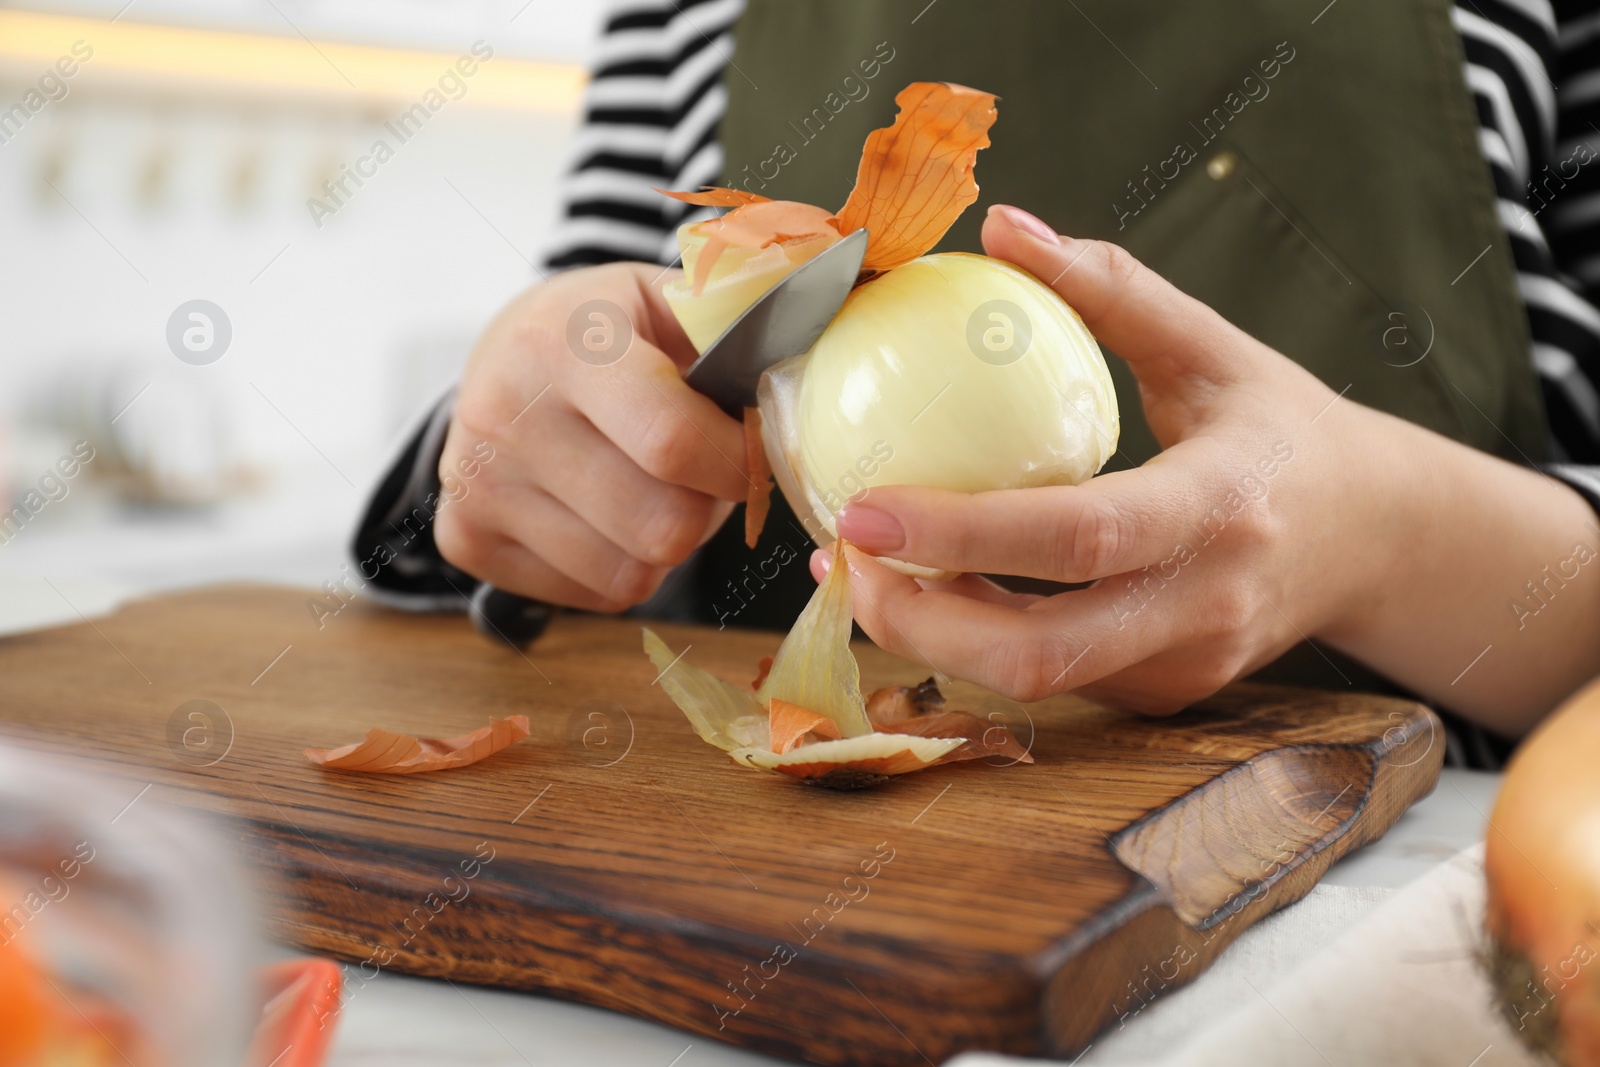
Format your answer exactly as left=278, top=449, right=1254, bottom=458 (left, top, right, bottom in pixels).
left=469, top=584, right=556, bottom=649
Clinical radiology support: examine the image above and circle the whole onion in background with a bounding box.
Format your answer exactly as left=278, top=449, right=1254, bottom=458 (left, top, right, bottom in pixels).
left=1484, top=679, right=1600, bottom=1065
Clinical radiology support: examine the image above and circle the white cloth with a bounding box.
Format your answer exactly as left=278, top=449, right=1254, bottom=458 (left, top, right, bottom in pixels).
left=951, top=845, right=1539, bottom=1067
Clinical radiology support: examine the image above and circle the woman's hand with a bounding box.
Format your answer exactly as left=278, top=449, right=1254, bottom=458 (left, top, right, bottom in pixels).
left=816, top=204, right=1600, bottom=733
left=435, top=263, right=748, bottom=611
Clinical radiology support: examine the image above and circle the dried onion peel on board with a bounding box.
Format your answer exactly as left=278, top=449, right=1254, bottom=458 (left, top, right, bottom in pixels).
left=768, top=698, right=842, bottom=754
left=863, top=677, right=1031, bottom=764
left=731, top=733, right=962, bottom=790
left=1483, top=679, right=1600, bottom=1065
left=642, top=540, right=1027, bottom=788
left=865, top=677, right=946, bottom=725
left=876, top=710, right=1034, bottom=765
left=657, top=82, right=1118, bottom=560
left=304, top=715, right=530, bottom=774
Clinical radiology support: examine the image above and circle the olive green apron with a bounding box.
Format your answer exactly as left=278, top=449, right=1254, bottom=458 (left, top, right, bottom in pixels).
left=684, top=0, right=1548, bottom=692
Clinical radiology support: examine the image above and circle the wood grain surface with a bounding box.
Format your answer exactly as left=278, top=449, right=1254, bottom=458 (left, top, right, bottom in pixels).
left=0, top=584, right=1443, bottom=1064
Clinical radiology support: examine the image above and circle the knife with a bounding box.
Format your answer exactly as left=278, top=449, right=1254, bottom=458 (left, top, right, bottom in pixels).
left=472, top=228, right=867, bottom=649
left=682, top=227, right=868, bottom=414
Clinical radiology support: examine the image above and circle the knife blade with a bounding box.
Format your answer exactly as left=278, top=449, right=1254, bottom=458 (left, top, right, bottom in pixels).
left=682, top=227, right=868, bottom=414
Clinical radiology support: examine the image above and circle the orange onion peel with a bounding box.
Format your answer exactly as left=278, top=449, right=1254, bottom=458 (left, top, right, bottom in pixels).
left=642, top=541, right=1029, bottom=787
left=742, top=407, right=774, bottom=549
left=663, top=188, right=774, bottom=209
left=769, top=698, right=843, bottom=754
left=660, top=81, right=997, bottom=296
left=666, top=199, right=842, bottom=298
left=751, top=655, right=774, bottom=691
left=305, top=715, right=530, bottom=774
left=835, top=81, right=999, bottom=272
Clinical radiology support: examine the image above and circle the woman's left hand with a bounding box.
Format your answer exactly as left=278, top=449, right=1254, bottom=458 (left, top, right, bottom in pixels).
left=810, top=204, right=1408, bottom=714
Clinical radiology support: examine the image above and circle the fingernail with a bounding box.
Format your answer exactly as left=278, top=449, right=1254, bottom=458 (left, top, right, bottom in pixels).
left=989, top=204, right=1060, bottom=245
left=810, top=547, right=832, bottom=576
left=835, top=504, right=905, bottom=551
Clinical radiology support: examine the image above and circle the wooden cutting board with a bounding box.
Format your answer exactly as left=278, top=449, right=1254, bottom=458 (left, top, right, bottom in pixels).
left=0, top=585, right=1442, bottom=1065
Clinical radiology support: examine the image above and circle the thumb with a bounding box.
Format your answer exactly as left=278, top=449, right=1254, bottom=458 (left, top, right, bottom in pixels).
left=980, top=204, right=1248, bottom=386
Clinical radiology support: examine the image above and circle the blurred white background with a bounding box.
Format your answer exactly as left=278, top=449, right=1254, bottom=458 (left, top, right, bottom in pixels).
left=0, top=0, right=608, bottom=629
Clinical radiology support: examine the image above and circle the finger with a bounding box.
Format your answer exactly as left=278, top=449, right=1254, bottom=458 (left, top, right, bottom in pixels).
left=523, top=407, right=730, bottom=568
left=561, top=342, right=750, bottom=503
left=836, top=546, right=1182, bottom=702
left=486, top=483, right=672, bottom=605
left=633, top=265, right=700, bottom=371
left=807, top=548, right=1040, bottom=608
left=1075, top=649, right=1230, bottom=716
left=1076, top=639, right=1268, bottom=716
left=1073, top=584, right=1296, bottom=713
left=433, top=525, right=631, bottom=613
left=980, top=204, right=1249, bottom=386
left=836, top=440, right=1237, bottom=582
left=925, top=572, right=1044, bottom=608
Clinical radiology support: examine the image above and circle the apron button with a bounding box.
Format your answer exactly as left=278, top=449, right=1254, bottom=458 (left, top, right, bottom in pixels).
left=1206, top=150, right=1237, bottom=180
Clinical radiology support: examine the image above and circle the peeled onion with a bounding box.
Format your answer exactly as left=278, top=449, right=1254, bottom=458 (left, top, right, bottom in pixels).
left=1483, top=678, right=1600, bottom=1064
left=754, top=252, right=1117, bottom=574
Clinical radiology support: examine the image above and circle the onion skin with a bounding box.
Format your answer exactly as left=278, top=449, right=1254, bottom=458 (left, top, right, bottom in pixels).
left=794, top=253, right=1116, bottom=506
left=1484, top=676, right=1600, bottom=1064
left=663, top=222, right=838, bottom=353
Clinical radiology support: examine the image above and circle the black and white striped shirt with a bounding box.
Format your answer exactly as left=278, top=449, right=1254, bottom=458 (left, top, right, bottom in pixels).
left=544, top=0, right=742, bottom=269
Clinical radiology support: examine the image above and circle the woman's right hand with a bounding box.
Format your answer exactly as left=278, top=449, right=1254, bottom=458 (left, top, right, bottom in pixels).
left=434, top=262, right=749, bottom=611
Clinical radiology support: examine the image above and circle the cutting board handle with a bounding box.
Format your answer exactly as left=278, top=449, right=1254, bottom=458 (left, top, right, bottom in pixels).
left=1112, top=743, right=1378, bottom=927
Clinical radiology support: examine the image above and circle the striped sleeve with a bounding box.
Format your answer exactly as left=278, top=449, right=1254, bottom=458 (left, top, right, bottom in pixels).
left=1550, top=0, right=1600, bottom=295
left=1452, top=1, right=1600, bottom=767
left=1532, top=0, right=1600, bottom=461
left=541, top=0, right=747, bottom=270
